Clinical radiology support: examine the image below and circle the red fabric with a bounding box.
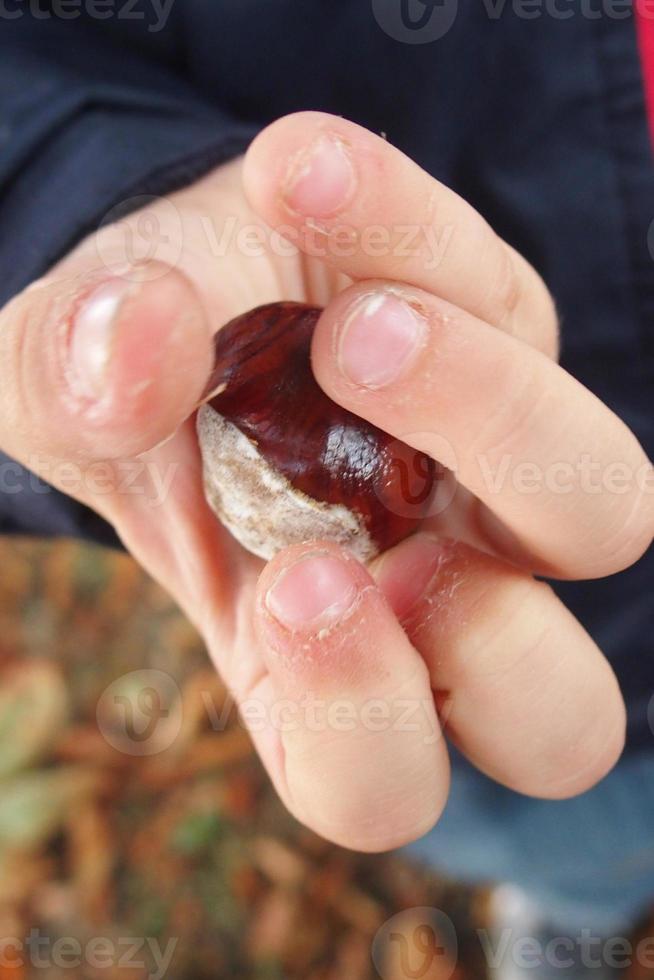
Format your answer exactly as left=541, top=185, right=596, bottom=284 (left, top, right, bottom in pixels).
left=636, top=2, right=654, bottom=144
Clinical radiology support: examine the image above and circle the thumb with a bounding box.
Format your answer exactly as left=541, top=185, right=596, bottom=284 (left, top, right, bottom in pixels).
left=253, top=541, right=449, bottom=852
left=0, top=263, right=212, bottom=470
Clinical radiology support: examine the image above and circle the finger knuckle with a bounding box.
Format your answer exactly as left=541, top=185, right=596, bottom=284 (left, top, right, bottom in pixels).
left=491, top=245, right=560, bottom=358
left=0, top=287, right=57, bottom=450
left=468, top=365, right=547, bottom=467
left=462, top=580, right=553, bottom=684
left=487, top=242, right=523, bottom=329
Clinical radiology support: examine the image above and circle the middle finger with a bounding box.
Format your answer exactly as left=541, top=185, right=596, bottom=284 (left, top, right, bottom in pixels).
left=311, top=280, right=652, bottom=579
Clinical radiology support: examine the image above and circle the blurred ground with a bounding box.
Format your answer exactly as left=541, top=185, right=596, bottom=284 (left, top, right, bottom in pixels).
left=0, top=535, right=492, bottom=980
left=4, top=537, right=652, bottom=979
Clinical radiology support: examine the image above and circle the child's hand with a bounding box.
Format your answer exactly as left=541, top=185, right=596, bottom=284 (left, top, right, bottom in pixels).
left=0, top=113, right=651, bottom=851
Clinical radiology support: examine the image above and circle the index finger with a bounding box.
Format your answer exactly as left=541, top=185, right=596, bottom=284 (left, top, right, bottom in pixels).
left=243, top=111, right=558, bottom=357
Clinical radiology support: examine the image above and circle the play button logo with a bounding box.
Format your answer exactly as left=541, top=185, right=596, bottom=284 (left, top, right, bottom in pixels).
left=372, top=0, right=458, bottom=43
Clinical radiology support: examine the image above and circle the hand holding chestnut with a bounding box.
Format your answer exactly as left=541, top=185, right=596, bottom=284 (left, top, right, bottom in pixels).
left=2, top=112, right=648, bottom=852
left=197, top=301, right=437, bottom=562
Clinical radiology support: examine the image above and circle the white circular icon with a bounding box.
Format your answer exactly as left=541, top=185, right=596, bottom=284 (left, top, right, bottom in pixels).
left=94, top=194, right=183, bottom=281
left=371, top=906, right=458, bottom=980
left=373, top=431, right=459, bottom=521
left=372, top=0, right=459, bottom=44
left=96, top=669, right=182, bottom=757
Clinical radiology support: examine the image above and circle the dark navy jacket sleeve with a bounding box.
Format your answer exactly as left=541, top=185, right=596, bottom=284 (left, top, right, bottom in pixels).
left=0, top=13, right=258, bottom=546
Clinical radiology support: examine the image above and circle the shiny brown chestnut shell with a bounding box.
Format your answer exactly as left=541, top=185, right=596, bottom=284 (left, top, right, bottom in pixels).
left=197, top=302, right=436, bottom=561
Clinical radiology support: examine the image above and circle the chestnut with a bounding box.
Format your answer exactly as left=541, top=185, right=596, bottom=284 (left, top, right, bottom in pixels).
left=197, top=302, right=436, bottom=562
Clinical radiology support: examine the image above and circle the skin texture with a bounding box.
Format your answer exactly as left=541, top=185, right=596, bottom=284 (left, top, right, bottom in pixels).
left=0, top=111, right=651, bottom=851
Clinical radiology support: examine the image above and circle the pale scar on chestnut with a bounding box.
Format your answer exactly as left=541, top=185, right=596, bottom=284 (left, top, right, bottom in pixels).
left=196, top=302, right=437, bottom=562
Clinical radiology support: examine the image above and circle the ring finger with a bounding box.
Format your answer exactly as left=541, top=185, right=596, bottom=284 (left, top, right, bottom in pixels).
left=372, top=533, right=626, bottom=799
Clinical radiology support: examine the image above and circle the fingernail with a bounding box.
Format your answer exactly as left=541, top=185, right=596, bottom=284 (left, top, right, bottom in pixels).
left=338, top=292, right=426, bottom=389
left=265, top=553, right=358, bottom=630
left=69, top=279, right=132, bottom=399
left=284, top=134, right=355, bottom=217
